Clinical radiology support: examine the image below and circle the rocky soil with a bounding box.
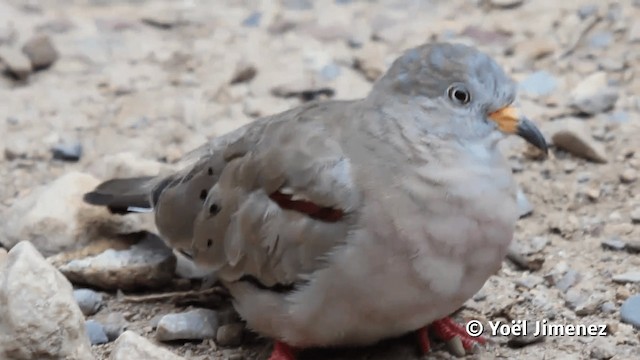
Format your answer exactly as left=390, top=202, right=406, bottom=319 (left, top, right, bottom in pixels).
left=0, top=0, right=639, bottom=359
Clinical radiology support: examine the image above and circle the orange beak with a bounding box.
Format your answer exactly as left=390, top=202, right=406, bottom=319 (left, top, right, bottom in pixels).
left=489, top=106, right=548, bottom=154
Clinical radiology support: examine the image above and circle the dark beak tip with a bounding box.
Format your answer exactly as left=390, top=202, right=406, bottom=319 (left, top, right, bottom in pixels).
left=517, top=118, right=548, bottom=157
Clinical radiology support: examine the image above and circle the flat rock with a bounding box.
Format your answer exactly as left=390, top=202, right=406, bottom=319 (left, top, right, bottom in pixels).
left=569, top=72, right=618, bottom=115
left=2, top=172, right=143, bottom=256
left=51, top=141, right=83, bottom=162
left=0, top=241, right=93, bottom=360
left=111, top=331, right=185, bottom=360
left=58, top=233, right=176, bottom=291
left=549, top=119, right=607, bottom=163
left=0, top=47, right=32, bottom=79
left=612, top=271, right=640, bottom=284
left=73, top=288, right=103, bottom=316
left=21, top=35, right=58, bottom=70
left=156, top=308, right=219, bottom=342
left=620, top=295, right=640, bottom=329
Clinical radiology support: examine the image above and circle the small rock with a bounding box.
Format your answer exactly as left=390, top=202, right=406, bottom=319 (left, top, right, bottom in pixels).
left=620, top=295, right=640, bottom=329
left=271, top=83, right=334, bottom=102
left=1, top=172, right=142, bottom=256
left=556, top=269, right=581, bottom=292
left=569, top=72, right=618, bottom=115
left=51, top=141, right=83, bottom=162
left=156, top=309, right=219, bottom=342
left=589, top=339, right=616, bottom=359
left=141, top=9, right=184, bottom=29
left=73, top=288, right=103, bottom=316
left=21, top=35, right=58, bottom=70
left=0, top=241, right=93, bottom=359
left=241, top=11, right=262, bottom=27
left=216, top=323, right=244, bottom=347
left=600, top=301, right=616, bottom=314
left=630, top=208, right=640, bottom=224
left=588, top=31, right=614, bottom=49
left=626, top=241, right=640, bottom=253
left=577, top=4, right=599, bottom=19
left=601, top=238, right=626, bottom=251
left=97, top=312, right=128, bottom=341
left=550, top=118, right=607, bottom=163
left=628, top=21, right=640, bottom=42
left=612, top=271, right=640, bottom=284
left=58, top=233, right=176, bottom=291
left=0, top=47, right=32, bottom=79
left=86, top=320, right=109, bottom=345
left=230, top=62, right=257, bottom=84
left=619, top=168, right=637, bottom=183
left=518, top=70, right=557, bottom=97
left=111, top=331, right=185, bottom=360
left=516, top=188, right=533, bottom=218
left=507, top=320, right=545, bottom=348
left=489, top=0, right=524, bottom=8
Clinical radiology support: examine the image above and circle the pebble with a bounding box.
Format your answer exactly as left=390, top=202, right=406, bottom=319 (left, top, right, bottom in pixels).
left=600, top=238, right=626, bottom=251
left=230, top=62, right=257, bottom=85
left=58, top=233, right=176, bottom=291
left=620, top=295, right=640, bottom=329
left=600, top=301, right=616, bottom=314
left=612, top=271, right=640, bottom=284
left=569, top=72, right=619, bottom=115
left=507, top=320, right=545, bottom=348
left=619, top=168, right=638, bottom=184
left=588, top=31, right=614, bottom=49
left=626, top=241, right=640, bottom=253
left=0, top=47, right=32, bottom=79
left=1, top=172, right=142, bottom=256
left=96, top=312, right=128, bottom=341
left=241, top=11, right=262, bottom=27
left=0, top=241, right=92, bottom=359
left=156, top=309, right=219, bottom=342
left=488, top=0, right=524, bottom=9
left=21, top=35, right=58, bottom=70
left=516, top=188, right=534, bottom=218
left=518, top=70, right=557, bottom=97
left=589, top=339, right=616, bottom=359
left=86, top=320, right=109, bottom=345
left=216, top=323, right=244, bottom=347
left=51, top=141, right=83, bottom=162
left=630, top=208, right=640, bottom=224
left=556, top=269, right=581, bottom=292
left=550, top=118, right=608, bottom=163
left=111, top=331, right=186, bottom=360
left=73, top=288, right=104, bottom=316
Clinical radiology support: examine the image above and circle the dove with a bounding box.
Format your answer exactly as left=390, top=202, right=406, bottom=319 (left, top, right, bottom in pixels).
left=84, top=42, right=548, bottom=359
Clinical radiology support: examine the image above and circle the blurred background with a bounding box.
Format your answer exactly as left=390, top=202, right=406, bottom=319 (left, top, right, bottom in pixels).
left=0, top=0, right=638, bottom=359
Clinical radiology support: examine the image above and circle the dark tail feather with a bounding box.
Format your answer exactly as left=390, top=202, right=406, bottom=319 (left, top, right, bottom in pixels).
left=83, top=176, right=155, bottom=214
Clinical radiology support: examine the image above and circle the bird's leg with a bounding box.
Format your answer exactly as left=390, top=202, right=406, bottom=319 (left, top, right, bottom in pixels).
left=418, top=317, right=487, bottom=355
left=268, top=341, right=297, bottom=360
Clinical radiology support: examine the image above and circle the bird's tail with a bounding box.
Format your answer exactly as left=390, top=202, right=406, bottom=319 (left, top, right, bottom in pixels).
left=83, top=176, right=157, bottom=214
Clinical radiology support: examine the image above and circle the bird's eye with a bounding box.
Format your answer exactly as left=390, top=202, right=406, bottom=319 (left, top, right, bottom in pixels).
left=447, top=85, right=471, bottom=105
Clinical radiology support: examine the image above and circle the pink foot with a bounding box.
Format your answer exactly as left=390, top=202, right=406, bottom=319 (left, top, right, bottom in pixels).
left=418, top=317, right=487, bottom=355
left=268, top=341, right=297, bottom=360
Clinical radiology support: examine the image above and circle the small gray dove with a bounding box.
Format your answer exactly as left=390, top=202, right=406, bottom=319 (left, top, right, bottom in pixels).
left=84, top=42, right=547, bottom=359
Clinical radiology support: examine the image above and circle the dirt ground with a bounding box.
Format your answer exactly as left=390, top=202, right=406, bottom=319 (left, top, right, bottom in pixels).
left=1, top=0, right=639, bottom=359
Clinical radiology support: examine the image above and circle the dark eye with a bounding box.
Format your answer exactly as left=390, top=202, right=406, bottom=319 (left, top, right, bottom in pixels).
left=447, top=85, right=471, bottom=105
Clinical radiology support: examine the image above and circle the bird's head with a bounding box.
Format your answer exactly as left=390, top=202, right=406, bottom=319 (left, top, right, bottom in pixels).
left=372, top=42, right=548, bottom=154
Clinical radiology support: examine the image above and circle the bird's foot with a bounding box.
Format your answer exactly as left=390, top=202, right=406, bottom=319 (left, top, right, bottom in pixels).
left=268, top=341, right=297, bottom=360
left=417, top=317, right=486, bottom=356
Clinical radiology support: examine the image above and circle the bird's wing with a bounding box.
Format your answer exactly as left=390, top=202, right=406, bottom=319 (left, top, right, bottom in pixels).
left=107, top=101, right=363, bottom=288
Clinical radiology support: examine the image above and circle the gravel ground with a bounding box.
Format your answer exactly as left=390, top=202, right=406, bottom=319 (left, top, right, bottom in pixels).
left=1, top=0, right=639, bottom=359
